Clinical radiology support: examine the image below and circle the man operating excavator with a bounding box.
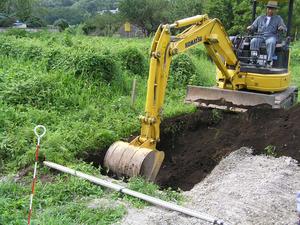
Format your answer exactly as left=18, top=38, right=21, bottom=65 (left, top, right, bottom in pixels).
left=247, top=0, right=287, bottom=67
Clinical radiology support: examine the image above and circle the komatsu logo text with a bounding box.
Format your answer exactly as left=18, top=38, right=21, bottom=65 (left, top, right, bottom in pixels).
left=185, top=37, right=203, bottom=48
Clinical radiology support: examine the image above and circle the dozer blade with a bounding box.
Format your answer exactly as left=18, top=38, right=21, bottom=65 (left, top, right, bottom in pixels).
left=185, top=85, right=298, bottom=111
left=104, top=141, right=165, bottom=182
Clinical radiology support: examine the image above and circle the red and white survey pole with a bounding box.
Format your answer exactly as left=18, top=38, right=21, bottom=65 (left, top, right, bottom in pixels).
left=27, top=125, right=46, bottom=225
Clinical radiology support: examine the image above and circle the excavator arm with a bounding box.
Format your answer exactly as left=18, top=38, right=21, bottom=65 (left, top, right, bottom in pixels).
left=133, top=15, right=244, bottom=149
left=170, top=15, right=241, bottom=89
left=104, top=15, right=245, bottom=181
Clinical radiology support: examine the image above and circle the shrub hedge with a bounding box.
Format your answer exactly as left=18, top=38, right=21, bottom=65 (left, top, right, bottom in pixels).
left=118, top=47, right=146, bottom=76
left=0, top=35, right=151, bottom=82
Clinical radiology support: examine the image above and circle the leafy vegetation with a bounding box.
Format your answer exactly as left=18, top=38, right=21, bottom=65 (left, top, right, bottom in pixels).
left=118, top=46, right=146, bottom=76
left=0, top=165, right=124, bottom=225
left=82, top=12, right=122, bottom=36
left=116, top=177, right=184, bottom=208
left=264, top=145, right=277, bottom=157
left=118, top=0, right=170, bottom=35
left=35, top=0, right=119, bottom=25
left=53, top=19, right=69, bottom=32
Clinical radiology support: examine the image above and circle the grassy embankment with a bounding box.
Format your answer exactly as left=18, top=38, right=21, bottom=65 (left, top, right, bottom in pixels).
left=0, top=31, right=215, bottom=224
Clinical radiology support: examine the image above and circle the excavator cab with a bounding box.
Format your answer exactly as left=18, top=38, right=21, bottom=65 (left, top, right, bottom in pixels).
left=232, top=33, right=290, bottom=71
left=232, top=33, right=288, bottom=64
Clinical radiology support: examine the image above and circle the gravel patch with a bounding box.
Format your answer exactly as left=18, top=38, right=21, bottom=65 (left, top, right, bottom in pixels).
left=118, top=148, right=300, bottom=225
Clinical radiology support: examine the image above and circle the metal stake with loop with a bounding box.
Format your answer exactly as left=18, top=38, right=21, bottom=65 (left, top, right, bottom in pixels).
left=27, top=125, right=46, bottom=225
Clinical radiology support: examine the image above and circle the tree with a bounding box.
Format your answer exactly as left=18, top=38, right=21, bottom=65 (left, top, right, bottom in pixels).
left=169, top=0, right=205, bottom=22
left=61, top=0, right=75, bottom=7
left=203, top=0, right=234, bottom=33
left=228, top=0, right=253, bottom=35
left=26, top=16, right=46, bottom=28
left=83, top=12, right=122, bottom=36
left=203, top=0, right=265, bottom=35
left=43, top=7, right=87, bottom=25
left=292, top=0, right=300, bottom=39
left=277, top=0, right=300, bottom=39
left=119, top=0, right=170, bottom=36
left=0, top=0, right=36, bottom=21
left=54, top=18, right=69, bottom=31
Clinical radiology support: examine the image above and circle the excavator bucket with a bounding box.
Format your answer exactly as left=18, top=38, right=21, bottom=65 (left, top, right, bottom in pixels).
left=185, top=85, right=298, bottom=111
left=104, top=141, right=165, bottom=182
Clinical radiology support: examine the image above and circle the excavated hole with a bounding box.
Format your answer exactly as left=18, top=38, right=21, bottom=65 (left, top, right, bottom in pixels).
left=79, top=106, right=300, bottom=191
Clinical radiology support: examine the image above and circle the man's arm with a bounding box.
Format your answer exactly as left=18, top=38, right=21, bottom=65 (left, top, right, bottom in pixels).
left=277, top=16, right=287, bottom=31
left=247, top=16, right=261, bottom=31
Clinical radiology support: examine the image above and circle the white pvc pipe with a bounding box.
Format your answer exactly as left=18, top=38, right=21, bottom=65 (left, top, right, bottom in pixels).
left=43, top=161, right=229, bottom=225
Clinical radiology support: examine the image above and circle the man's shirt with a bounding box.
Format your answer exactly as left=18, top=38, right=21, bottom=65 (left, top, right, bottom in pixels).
left=266, top=16, right=271, bottom=26
left=250, top=15, right=287, bottom=37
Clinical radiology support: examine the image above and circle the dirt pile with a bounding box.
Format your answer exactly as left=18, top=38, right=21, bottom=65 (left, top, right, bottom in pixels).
left=156, top=105, right=300, bottom=190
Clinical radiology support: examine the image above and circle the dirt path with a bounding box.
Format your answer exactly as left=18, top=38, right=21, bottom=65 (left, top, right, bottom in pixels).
left=119, top=148, right=300, bottom=225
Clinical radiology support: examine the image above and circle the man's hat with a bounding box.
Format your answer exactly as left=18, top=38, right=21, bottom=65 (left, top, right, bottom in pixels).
left=266, top=1, right=279, bottom=9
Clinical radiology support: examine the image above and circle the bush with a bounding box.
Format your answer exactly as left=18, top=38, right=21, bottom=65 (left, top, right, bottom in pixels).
left=22, top=46, right=44, bottom=60
left=119, top=47, right=146, bottom=76
left=0, top=36, right=120, bottom=82
left=0, top=40, right=14, bottom=56
left=75, top=53, right=118, bottom=82
left=189, top=46, right=208, bottom=58
left=54, top=19, right=69, bottom=32
left=25, top=16, right=46, bottom=28
left=188, top=55, right=216, bottom=87
left=5, top=28, right=29, bottom=38
left=82, top=23, right=96, bottom=35
left=292, top=45, right=300, bottom=63
left=62, top=33, right=73, bottom=47
left=0, top=16, right=15, bottom=27
left=170, top=54, right=196, bottom=87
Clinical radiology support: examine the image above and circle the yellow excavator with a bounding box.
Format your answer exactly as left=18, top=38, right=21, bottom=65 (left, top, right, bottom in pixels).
left=104, top=0, right=297, bottom=181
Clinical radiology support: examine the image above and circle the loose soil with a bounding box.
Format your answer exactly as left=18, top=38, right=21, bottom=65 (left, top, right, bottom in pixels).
left=157, top=105, right=300, bottom=191
left=81, top=104, right=300, bottom=191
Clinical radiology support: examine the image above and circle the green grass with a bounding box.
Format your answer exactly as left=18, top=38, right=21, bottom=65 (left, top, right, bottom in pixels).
left=0, top=166, right=184, bottom=224
left=113, top=177, right=184, bottom=208
left=35, top=202, right=126, bottom=225
left=0, top=165, right=124, bottom=225
left=291, top=62, right=300, bottom=95
left=291, top=42, right=300, bottom=101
